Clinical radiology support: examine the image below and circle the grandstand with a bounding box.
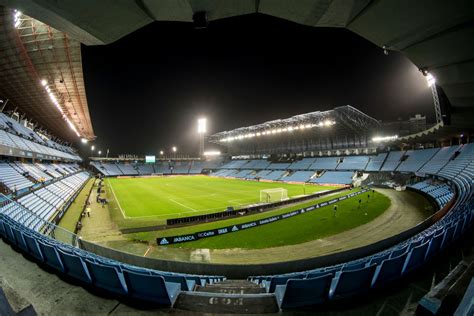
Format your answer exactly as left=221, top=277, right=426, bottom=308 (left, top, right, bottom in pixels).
left=0, top=1, right=473, bottom=315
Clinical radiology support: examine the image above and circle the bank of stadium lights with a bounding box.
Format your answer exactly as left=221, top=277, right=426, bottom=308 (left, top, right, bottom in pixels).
left=203, top=150, right=221, bottom=156
left=220, top=120, right=336, bottom=142
left=40, top=79, right=80, bottom=137
left=426, top=72, right=436, bottom=87
left=13, top=10, right=22, bottom=28
left=197, top=118, right=207, bottom=134
left=372, top=135, right=398, bottom=143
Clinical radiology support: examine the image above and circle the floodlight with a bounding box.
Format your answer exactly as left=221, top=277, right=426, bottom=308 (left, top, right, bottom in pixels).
left=172, top=146, right=177, bottom=152
left=203, top=151, right=221, bottom=156
left=81, top=138, right=88, bottom=144
left=197, top=118, right=207, bottom=134
left=98, top=150, right=102, bottom=155
left=426, top=73, right=436, bottom=87
left=91, top=145, right=95, bottom=151
left=41, top=79, right=47, bottom=86
left=372, top=135, right=398, bottom=142
left=159, top=150, right=164, bottom=155
left=324, top=120, right=332, bottom=126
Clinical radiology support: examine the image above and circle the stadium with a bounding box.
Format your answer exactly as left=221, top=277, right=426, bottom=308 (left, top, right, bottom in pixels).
left=0, top=1, right=473, bottom=315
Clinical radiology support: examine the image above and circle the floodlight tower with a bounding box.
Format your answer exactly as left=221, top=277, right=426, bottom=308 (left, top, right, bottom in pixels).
left=197, top=118, right=207, bottom=156
left=425, top=72, right=443, bottom=124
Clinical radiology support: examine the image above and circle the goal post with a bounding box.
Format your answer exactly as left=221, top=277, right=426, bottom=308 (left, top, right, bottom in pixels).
left=260, top=188, right=288, bottom=203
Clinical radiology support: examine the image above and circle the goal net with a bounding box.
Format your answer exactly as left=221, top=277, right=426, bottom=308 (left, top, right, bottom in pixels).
left=260, top=188, right=288, bottom=203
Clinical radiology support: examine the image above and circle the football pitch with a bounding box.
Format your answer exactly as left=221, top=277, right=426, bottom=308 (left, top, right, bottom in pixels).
left=106, top=175, right=338, bottom=219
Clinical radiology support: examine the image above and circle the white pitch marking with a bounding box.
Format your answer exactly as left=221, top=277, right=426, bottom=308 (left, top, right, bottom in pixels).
left=107, top=179, right=128, bottom=219
left=168, top=198, right=198, bottom=212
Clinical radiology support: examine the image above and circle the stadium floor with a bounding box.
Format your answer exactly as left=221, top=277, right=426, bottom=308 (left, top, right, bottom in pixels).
left=79, top=188, right=431, bottom=264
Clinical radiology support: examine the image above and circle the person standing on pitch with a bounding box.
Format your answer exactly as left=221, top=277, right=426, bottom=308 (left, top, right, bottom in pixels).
left=333, top=205, right=338, bottom=217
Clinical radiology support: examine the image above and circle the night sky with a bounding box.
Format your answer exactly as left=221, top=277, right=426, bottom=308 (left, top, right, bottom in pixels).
left=82, top=14, right=433, bottom=157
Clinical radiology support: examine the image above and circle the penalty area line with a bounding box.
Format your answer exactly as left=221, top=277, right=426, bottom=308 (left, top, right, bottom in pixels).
left=168, top=198, right=198, bottom=212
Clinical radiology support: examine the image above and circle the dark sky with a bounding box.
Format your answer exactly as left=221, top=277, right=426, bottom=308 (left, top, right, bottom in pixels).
left=82, top=14, right=433, bottom=157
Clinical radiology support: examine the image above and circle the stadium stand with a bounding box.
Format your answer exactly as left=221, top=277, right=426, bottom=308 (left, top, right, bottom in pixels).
left=396, top=148, right=440, bottom=172
left=90, top=162, right=123, bottom=176
left=282, top=171, right=315, bottom=183
left=116, top=163, right=138, bottom=175
left=408, top=180, right=454, bottom=208
left=267, top=162, right=292, bottom=170
left=220, top=160, right=248, bottom=169
left=309, top=171, right=353, bottom=185
left=172, top=161, right=191, bottom=174
left=336, top=156, right=370, bottom=170
left=260, top=170, right=286, bottom=181
left=0, top=113, right=80, bottom=161
left=36, top=163, right=63, bottom=178
left=288, top=158, right=317, bottom=170
left=3, top=171, right=89, bottom=231
left=418, top=145, right=462, bottom=174
left=233, top=169, right=253, bottom=178
left=188, top=161, right=204, bottom=174
left=310, top=157, right=339, bottom=170
left=243, top=160, right=271, bottom=169
left=365, top=153, right=388, bottom=172
left=0, top=162, right=34, bottom=191
left=14, top=162, right=52, bottom=182
left=380, top=151, right=405, bottom=171
left=136, top=163, right=155, bottom=175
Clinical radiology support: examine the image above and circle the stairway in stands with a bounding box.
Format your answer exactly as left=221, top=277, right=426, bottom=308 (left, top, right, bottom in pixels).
left=175, top=280, right=279, bottom=314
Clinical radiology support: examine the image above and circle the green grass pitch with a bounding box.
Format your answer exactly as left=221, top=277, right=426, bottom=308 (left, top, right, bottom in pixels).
left=107, top=175, right=338, bottom=219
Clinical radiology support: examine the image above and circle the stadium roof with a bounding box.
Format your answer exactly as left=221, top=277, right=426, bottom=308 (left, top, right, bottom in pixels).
left=209, top=105, right=380, bottom=145
left=0, top=7, right=94, bottom=142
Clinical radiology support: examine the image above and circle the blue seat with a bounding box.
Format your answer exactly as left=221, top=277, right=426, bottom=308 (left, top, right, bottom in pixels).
left=329, top=264, right=377, bottom=301
left=425, top=231, right=444, bottom=260
left=162, top=275, right=196, bottom=291
left=22, top=232, right=44, bottom=262
left=371, top=252, right=408, bottom=288
left=368, top=253, right=390, bottom=265
left=275, top=274, right=333, bottom=309
left=265, top=275, right=305, bottom=293
left=85, top=259, right=127, bottom=295
left=56, top=248, right=91, bottom=283
left=0, top=220, right=6, bottom=239
left=440, top=224, right=456, bottom=250
left=185, top=276, right=207, bottom=287
left=306, top=270, right=336, bottom=279
left=3, top=223, right=16, bottom=244
left=390, top=244, right=409, bottom=258
left=36, top=239, right=64, bottom=271
left=11, top=227, right=28, bottom=252
left=342, top=261, right=367, bottom=272
left=402, top=241, right=430, bottom=274
left=122, top=270, right=181, bottom=306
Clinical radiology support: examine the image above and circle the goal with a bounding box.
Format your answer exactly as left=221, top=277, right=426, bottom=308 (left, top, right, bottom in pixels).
left=260, top=188, right=288, bottom=203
